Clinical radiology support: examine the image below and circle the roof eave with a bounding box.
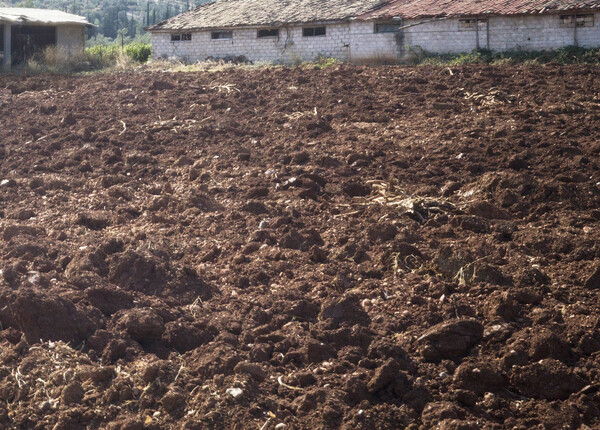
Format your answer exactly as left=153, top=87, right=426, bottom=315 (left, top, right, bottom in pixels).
left=147, top=18, right=350, bottom=33
left=0, top=17, right=94, bottom=26
left=356, top=6, right=600, bottom=21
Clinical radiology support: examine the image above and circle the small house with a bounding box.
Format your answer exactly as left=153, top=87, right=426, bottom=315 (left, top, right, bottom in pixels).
left=1, top=8, right=93, bottom=71
left=147, top=0, right=600, bottom=64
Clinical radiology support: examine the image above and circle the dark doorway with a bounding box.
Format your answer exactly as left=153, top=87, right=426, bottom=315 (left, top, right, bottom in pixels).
left=11, top=25, right=56, bottom=64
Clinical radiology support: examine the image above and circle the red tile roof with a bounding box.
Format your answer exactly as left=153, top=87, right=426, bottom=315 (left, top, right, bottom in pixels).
left=356, top=0, right=600, bottom=20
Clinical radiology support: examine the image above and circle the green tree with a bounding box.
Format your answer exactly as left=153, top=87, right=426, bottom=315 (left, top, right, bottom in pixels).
left=117, top=28, right=128, bottom=48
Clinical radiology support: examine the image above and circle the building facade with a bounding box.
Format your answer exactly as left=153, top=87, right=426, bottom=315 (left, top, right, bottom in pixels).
left=148, top=0, right=600, bottom=64
left=151, top=23, right=353, bottom=64
left=352, top=12, right=600, bottom=62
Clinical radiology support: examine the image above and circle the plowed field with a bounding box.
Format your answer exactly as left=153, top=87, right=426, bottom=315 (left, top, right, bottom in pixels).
left=0, top=64, right=599, bottom=429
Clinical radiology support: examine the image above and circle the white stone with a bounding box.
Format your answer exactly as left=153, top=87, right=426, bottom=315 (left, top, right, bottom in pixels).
left=225, top=387, right=244, bottom=399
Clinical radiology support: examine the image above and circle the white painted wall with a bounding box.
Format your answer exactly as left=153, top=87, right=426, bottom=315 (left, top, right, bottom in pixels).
left=151, top=13, right=600, bottom=64
left=151, top=23, right=351, bottom=63
left=56, top=24, right=85, bottom=59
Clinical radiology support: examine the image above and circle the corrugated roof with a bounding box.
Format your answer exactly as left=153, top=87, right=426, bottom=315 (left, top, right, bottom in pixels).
left=0, top=8, right=93, bottom=26
left=357, top=0, right=600, bottom=20
left=147, top=0, right=387, bottom=31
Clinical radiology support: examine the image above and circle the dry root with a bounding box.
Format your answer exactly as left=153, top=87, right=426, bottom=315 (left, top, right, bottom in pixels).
left=365, top=180, right=455, bottom=223
left=463, top=88, right=516, bottom=106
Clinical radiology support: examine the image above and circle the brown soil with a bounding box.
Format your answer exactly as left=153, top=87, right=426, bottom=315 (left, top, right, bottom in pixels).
left=0, top=64, right=599, bottom=429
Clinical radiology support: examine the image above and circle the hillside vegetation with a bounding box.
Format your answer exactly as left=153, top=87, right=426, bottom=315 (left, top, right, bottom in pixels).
left=0, top=0, right=208, bottom=43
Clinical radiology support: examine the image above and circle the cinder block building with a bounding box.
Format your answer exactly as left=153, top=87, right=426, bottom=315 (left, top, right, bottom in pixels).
left=1, top=8, right=93, bottom=71
left=147, top=0, right=600, bottom=64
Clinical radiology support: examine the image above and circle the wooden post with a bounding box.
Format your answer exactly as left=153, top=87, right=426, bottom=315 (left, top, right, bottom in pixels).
left=3, top=23, right=11, bottom=72
left=475, top=18, right=480, bottom=50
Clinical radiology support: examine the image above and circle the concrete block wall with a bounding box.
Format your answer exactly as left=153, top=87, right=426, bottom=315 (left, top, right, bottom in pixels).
left=487, top=13, right=600, bottom=50
left=349, top=21, right=399, bottom=62
left=403, top=13, right=600, bottom=53
left=151, top=23, right=351, bottom=64
left=403, top=18, right=484, bottom=53
left=56, top=24, right=85, bottom=59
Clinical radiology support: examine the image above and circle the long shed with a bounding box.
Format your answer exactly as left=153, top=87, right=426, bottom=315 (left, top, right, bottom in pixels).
left=147, top=0, right=600, bottom=64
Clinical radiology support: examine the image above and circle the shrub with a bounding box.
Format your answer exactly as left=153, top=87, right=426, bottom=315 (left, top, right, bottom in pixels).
left=124, top=43, right=152, bottom=63
left=85, top=43, right=151, bottom=67
left=22, top=46, right=91, bottom=74
left=413, top=46, right=600, bottom=66
left=15, top=43, right=152, bottom=74
left=84, top=44, right=121, bottom=68
left=312, top=55, right=340, bottom=69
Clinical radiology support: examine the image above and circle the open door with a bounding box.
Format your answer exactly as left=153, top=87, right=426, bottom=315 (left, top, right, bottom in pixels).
left=0, top=24, right=4, bottom=64
left=11, top=25, right=56, bottom=65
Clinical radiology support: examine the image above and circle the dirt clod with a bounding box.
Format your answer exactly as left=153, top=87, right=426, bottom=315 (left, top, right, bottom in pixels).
left=510, top=359, right=587, bottom=400
left=418, top=319, right=484, bottom=361
left=61, top=381, right=85, bottom=405
left=584, top=264, right=600, bottom=289
left=117, top=308, right=165, bottom=343
left=319, top=295, right=371, bottom=328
